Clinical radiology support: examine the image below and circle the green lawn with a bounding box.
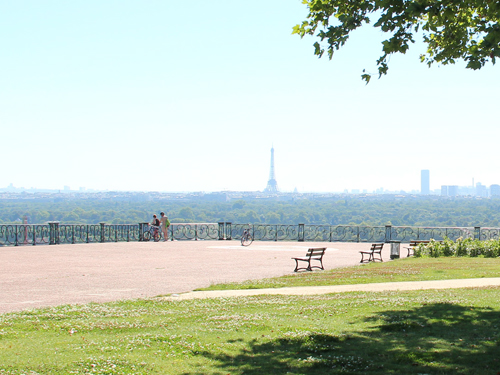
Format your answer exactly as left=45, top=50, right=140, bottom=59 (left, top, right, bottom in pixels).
left=198, top=257, right=500, bottom=290
left=1, top=258, right=500, bottom=374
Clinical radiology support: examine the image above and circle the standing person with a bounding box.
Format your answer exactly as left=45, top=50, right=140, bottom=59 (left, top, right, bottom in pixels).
left=160, top=211, right=170, bottom=241
left=151, top=214, right=160, bottom=240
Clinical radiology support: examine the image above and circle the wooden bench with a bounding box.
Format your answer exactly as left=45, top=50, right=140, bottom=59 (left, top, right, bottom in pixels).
left=359, top=243, right=384, bottom=263
left=292, top=247, right=326, bottom=272
left=404, top=240, right=442, bottom=257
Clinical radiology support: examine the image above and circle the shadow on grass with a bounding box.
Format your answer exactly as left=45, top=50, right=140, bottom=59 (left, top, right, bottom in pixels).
left=186, top=303, right=500, bottom=374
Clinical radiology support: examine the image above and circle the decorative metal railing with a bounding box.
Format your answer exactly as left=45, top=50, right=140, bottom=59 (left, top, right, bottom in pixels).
left=0, top=223, right=135, bottom=246
left=0, top=222, right=496, bottom=247
left=0, top=224, right=51, bottom=246
left=478, top=227, right=500, bottom=241
left=170, top=223, right=220, bottom=241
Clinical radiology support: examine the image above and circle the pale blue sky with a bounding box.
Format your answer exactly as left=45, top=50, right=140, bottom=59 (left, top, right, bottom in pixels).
left=1, top=1, right=499, bottom=193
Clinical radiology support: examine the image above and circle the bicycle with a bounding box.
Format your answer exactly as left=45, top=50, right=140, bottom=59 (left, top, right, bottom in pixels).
left=143, top=225, right=162, bottom=242
left=241, top=227, right=253, bottom=246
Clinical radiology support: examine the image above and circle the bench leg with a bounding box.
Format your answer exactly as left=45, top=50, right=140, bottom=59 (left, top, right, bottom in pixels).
left=294, top=259, right=311, bottom=272
left=360, top=252, right=370, bottom=263
left=294, top=259, right=300, bottom=272
left=306, top=260, right=312, bottom=271
left=294, top=259, right=319, bottom=272
left=306, top=259, right=324, bottom=271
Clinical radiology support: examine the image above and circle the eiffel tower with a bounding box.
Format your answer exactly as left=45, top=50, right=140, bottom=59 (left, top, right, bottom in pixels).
left=264, top=146, right=279, bottom=193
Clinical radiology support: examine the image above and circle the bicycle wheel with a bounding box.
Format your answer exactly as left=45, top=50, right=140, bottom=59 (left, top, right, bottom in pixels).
left=143, top=231, right=151, bottom=241
left=241, top=234, right=253, bottom=246
left=153, top=230, right=161, bottom=242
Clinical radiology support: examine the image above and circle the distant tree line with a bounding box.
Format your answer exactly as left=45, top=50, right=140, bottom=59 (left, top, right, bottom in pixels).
left=1, top=197, right=500, bottom=228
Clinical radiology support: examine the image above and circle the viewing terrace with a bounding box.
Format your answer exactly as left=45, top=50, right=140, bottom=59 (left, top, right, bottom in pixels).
left=1, top=222, right=500, bottom=313
left=0, top=240, right=399, bottom=313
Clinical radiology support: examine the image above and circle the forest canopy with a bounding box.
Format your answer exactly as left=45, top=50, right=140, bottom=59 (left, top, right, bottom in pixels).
left=1, top=196, right=500, bottom=228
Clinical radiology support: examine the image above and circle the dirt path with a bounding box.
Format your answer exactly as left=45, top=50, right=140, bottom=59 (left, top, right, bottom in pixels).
left=166, top=278, right=500, bottom=300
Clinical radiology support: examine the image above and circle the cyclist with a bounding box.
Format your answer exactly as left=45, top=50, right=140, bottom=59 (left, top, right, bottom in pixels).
left=151, top=214, right=161, bottom=239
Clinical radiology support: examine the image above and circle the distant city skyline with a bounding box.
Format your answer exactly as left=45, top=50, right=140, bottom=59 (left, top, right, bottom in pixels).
left=3, top=167, right=499, bottom=197
left=5, top=153, right=495, bottom=195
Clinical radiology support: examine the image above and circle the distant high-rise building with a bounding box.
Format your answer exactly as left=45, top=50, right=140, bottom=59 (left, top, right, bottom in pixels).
left=264, top=146, right=279, bottom=193
left=448, top=185, right=458, bottom=197
left=421, top=170, right=430, bottom=195
left=491, top=184, right=500, bottom=197
left=476, top=182, right=488, bottom=198
left=441, top=185, right=457, bottom=197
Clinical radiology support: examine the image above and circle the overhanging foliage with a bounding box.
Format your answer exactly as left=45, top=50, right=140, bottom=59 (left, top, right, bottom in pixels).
left=293, top=0, right=500, bottom=82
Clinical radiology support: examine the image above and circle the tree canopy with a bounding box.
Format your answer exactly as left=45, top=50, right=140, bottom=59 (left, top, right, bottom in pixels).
left=293, top=0, right=500, bottom=82
left=2, top=196, right=500, bottom=227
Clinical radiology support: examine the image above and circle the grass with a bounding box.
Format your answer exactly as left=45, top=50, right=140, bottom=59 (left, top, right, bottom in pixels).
left=198, top=257, right=500, bottom=290
left=1, top=258, right=500, bottom=374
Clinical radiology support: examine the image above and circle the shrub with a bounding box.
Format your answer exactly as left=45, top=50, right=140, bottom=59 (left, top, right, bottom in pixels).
left=428, top=239, right=442, bottom=258
left=481, top=239, right=500, bottom=258
left=469, top=240, right=482, bottom=257
left=455, top=237, right=470, bottom=257
left=412, top=237, right=500, bottom=258
left=442, top=237, right=455, bottom=257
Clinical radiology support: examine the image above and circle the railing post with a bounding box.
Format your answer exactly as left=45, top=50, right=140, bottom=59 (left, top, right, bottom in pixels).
left=100, top=223, right=106, bottom=243
left=474, top=226, right=481, bottom=240
left=195, top=224, right=198, bottom=240
left=385, top=225, right=392, bottom=243
left=86, top=225, right=90, bottom=243
left=357, top=226, right=360, bottom=243
left=127, top=225, right=130, bottom=242
left=298, top=224, right=305, bottom=242
left=48, top=222, right=53, bottom=245
left=71, top=225, right=75, bottom=244
left=139, top=223, right=147, bottom=241
left=53, top=222, right=58, bottom=245
left=14, top=225, right=19, bottom=246
left=49, top=222, right=60, bottom=245
left=218, top=222, right=225, bottom=240
left=33, top=224, right=37, bottom=246
left=226, top=222, right=232, bottom=240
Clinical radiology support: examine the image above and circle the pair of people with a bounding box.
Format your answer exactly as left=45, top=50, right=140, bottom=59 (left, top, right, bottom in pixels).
left=151, top=212, right=170, bottom=241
